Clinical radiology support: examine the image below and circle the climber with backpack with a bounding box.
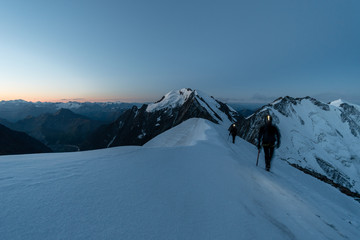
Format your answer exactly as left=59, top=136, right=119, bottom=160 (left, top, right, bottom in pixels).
left=257, top=115, right=281, bottom=171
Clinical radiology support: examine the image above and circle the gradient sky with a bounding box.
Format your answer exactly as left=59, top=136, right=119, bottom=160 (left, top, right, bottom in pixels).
left=1, top=0, right=359, bottom=103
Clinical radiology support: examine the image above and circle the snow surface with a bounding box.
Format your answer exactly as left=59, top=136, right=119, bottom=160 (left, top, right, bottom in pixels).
left=144, top=118, right=211, bottom=147
left=0, top=118, right=359, bottom=240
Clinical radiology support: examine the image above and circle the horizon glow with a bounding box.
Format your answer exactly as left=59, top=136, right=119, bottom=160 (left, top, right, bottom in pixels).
left=1, top=0, right=359, bottom=104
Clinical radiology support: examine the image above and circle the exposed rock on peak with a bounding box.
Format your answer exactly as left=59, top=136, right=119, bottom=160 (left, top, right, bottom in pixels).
left=83, top=88, right=242, bottom=149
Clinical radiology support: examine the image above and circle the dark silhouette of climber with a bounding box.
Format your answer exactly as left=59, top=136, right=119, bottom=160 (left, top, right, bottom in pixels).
left=257, top=115, right=281, bottom=171
left=228, top=123, right=238, bottom=144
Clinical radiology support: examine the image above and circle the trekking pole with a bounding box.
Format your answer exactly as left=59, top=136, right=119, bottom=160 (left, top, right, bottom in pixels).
left=256, top=148, right=260, bottom=166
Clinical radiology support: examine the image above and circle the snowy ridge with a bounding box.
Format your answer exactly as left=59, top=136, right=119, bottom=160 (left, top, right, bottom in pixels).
left=0, top=118, right=359, bottom=239
left=195, top=89, right=235, bottom=126
left=144, top=118, right=211, bottom=147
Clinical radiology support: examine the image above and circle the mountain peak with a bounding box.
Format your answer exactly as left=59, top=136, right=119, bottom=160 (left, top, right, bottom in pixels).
left=146, top=88, right=239, bottom=125
left=330, top=99, right=345, bottom=107
left=329, top=99, right=359, bottom=109
left=271, top=96, right=319, bottom=105
left=267, top=96, right=330, bottom=113
left=85, top=88, right=241, bottom=149
left=146, top=88, right=195, bottom=112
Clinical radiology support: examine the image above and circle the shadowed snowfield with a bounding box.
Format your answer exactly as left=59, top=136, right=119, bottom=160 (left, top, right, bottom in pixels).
left=0, top=118, right=359, bottom=239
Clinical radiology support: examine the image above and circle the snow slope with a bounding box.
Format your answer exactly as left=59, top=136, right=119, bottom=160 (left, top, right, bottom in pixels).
left=144, top=118, right=211, bottom=147
left=0, top=118, right=359, bottom=240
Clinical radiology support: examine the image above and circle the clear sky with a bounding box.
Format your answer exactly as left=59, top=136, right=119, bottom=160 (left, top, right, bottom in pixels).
left=0, top=0, right=359, bottom=104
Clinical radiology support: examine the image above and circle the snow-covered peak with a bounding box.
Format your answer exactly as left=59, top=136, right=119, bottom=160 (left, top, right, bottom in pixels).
left=145, top=88, right=239, bottom=126
left=330, top=99, right=346, bottom=107
left=146, top=88, right=194, bottom=112
left=330, top=99, right=360, bottom=111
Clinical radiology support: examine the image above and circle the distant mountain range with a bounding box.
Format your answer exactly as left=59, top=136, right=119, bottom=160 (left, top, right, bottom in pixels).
left=0, top=100, right=142, bottom=122
left=0, top=100, right=141, bottom=152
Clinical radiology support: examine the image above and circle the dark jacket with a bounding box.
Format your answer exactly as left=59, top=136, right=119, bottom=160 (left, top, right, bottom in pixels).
left=258, top=124, right=281, bottom=147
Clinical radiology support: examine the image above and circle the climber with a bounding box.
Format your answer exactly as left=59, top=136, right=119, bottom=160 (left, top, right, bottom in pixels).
left=228, top=123, right=238, bottom=144
left=257, top=115, right=281, bottom=171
